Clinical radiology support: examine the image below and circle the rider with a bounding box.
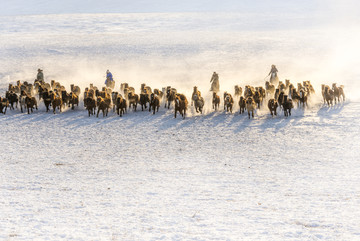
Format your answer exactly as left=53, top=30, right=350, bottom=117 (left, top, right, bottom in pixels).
left=268, top=65, right=278, bottom=77
left=36, top=68, right=44, bottom=84
left=210, top=71, right=220, bottom=93
left=267, top=65, right=279, bottom=85
left=105, top=70, right=114, bottom=85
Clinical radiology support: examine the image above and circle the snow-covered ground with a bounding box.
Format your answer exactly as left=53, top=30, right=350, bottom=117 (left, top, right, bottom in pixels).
left=1, top=1, right=360, bottom=240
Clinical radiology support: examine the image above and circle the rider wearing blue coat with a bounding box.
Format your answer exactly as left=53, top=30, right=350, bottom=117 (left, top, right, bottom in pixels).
left=105, top=70, right=113, bottom=84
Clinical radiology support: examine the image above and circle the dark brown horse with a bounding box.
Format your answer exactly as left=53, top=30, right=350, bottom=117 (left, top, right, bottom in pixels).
left=283, top=95, right=293, bottom=117
left=239, top=96, right=246, bottom=114
left=116, top=95, right=127, bottom=117
left=149, top=93, right=160, bottom=114
left=51, top=92, right=63, bottom=114
left=96, top=96, right=111, bottom=117
left=85, top=94, right=96, bottom=117
left=25, top=95, right=38, bottom=114
left=212, top=92, right=220, bottom=110
left=165, top=87, right=176, bottom=109
left=0, top=97, right=9, bottom=114
left=268, top=99, right=278, bottom=116
left=68, top=92, right=79, bottom=110
left=174, top=94, right=188, bottom=119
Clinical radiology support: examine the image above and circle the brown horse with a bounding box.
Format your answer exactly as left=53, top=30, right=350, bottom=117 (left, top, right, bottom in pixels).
left=245, top=97, right=256, bottom=119
left=324, top=86, right=334, bottom=106
left=283, top=95, right=293, bottom=117
left=165, top=87, right=176, bottom=109
left=299, top=89, right=308, bottom=108
left=68, top=92, right=79, bottom=110
left=253, top=90, right=263, bottom=109
left=0, top=97, right=9, bottom=114
left=25, top=95, right=37, bottom=114
left=128, top=92, right=139, bottom=111
left=116, top=95, right=127, bottom=117
left=224, top=93, right=234, bottom=113
left=5, top=91, right=18, bottom=110
left=268, top=99, right=278, bottom=116
left=265, top=81, right=275, bottom=97
left=96, top=96, right=111, bottom=117
left=85, top=94, right=96, bottom=117
left=239, top=96, right=246, bottom=114
left=174, top=94, right=188, bottom=119
left=42, top=90, right=52, bottom=112
left=149, top=93, right=160, bottom=114
left=234, top=85, right=243, bottom=98
left=51, top=92, right=63, bottom=114
left=212, top=92, right=220, bottom=110
left=70, top=84, right=81, bottom=97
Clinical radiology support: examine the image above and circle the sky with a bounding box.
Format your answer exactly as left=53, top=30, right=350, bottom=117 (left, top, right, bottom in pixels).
left=1, top=0, right=321, bottom=15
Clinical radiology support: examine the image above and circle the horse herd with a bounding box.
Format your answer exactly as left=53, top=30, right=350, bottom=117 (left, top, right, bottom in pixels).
left=0, top=78, right=345, bottom=119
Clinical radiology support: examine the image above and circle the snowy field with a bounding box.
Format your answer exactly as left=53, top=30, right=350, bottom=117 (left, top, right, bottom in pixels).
left=1, top=1, right=360, bottom=240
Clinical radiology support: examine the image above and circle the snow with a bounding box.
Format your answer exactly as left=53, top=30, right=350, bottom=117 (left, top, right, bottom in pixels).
left=1, top=1, right=360, bottom=240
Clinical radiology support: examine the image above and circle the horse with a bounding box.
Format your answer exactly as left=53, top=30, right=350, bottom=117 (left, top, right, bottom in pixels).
left=85, top=95, right=96, bottom=117
left=212, top=92, right=220, bottom=110
left=42, top=90, right=52, bottom=112
left=70, top=84, right=81, bottom=97
left=128, top=92, right=139, bottom=111
left=139, top=93, right=150, bottom=111
left=174, top=94, right=188, bottom=119
left=0, top=97, right=9, bottom=114
left=68, top=92, right=79, bottom=110
left=332, top=83, right=345, bottom=103
left=265, top=81, right=276, bottom=97
left=193, top=93, right=204, bottom=114
left=299, top=89, right=308, bottom=108
left=51, top=91, right=63, bottom=114
left=116, top=94, right=127, bottom=117
left=253, top=90, right=263, bottom=109
left=239, top=96, right=246, bottom=114
left=234, top=85, right=243, bottom=98
left=165, top=87, right=176, bottom=109
left=224, top=93, right=234, bottom=113
left=268, top=99, right=278, bottom=116
left=245, top=97, right=256, bottom=119
left=25, top=95, right=37, bottom=114
left=96, top=96, right=111, bottom=117
left=324, top=86, right=334, bottom=106
left=283, top=95, right=293, bottom=117
left=5, top=91, right=18, bottom=110
left=191, top=86, right=201, bottom=106
left=149, top=93, right=160, bottom=114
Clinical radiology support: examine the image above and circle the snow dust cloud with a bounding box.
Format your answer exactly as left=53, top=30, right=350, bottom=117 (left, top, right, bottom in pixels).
left=1, top=3, right=359, bottom=102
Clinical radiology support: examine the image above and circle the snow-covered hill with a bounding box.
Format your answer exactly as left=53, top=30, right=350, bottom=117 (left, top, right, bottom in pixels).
left=1, top=1, right=360, bottom=240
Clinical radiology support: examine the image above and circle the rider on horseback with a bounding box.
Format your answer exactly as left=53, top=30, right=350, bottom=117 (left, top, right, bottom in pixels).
left=210, top=71, right=220, bottom=93
left=267, top=65, right=279, bottom=86
left=105, top=70, right=115, bottom=89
